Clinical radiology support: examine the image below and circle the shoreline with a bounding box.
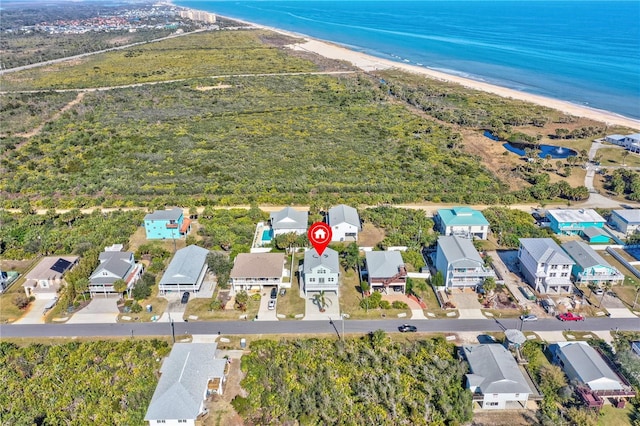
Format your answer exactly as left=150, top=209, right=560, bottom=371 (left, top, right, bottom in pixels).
left=207, top=10, right=640, bottom=130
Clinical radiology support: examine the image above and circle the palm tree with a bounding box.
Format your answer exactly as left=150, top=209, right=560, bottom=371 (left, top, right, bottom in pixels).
left=312, top=290, right=332, bottom=312
left=598, top=282, right=613, bottom=308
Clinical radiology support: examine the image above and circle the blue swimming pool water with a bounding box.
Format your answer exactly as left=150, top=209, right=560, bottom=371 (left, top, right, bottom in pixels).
left=262, top=230, right=272, bottom=241
left=502, top=143, right=578, bottom=159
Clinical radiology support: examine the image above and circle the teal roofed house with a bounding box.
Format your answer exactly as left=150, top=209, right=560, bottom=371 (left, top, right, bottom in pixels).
left=561, top=241, right=623, bottom=286
left=435, top=207, right=489, bottom=239
left=144, top=208, right=191, bottom=240
left=547, top=209, right=605, bottom=236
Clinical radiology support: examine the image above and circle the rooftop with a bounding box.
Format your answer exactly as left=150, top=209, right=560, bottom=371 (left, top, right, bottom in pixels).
left=437, top=235, right=484, bottom=267
left=556, top=342, right=624, bottom=389
left=270, top=207, right=308, bottom=230
left=230, top=253, right=285, bottom=279
left=159, top=245, right=209, bottom=286
left=561, top=241, right=615, bottom=270
left=24, top=256, right=79, bottom=282
left=612, top=209, right=640, bottom=224
left=463, top=344, right=531, bottom=394
left=547, top=209, right=605, bottom=224
left=365, top=251, right=405, bottom=278
left=303, top=248, right=340, bottom=274
left=519, top=238, right=575, bottom=266
left=144, top=207, right=183, bottom=222
left=437, top=207, right=489, bottom=227
left=327, top=204, right=361, bottom=229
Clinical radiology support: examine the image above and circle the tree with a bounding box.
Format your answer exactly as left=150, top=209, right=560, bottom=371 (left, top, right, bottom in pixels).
left=274, top=232, right=299, bottom=252
left=312, top=290, right=331, bottom=312
left=599, top=281, right=613, bottom=308
left=431, top=271, right=444, bottom=288
left=235, top=290, right=249, bottom=311
left=113, top=279, right=127, bottom=295
left=207, top=251, right=233, bottom=288
left=622, top=150, right=630, bottom=166
left=341, top=242, right=360, bottom=271
left=482, top=277, right=497, bottom=296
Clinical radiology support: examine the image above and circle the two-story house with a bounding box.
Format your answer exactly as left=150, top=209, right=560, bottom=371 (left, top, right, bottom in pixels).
left=22, top=256, right=79, bottom=299
left=327, top=204, right=361, bottom=242
left=269, top=207, right=308, bottom=237
left=301, top=247, right=340, bottom=296
left=229, top=253, right=286, bottom=293
left=435, top=207, right=490, bottom=240
left=546, top=209, right=605, bottom=236
left=144, top=208, right=191, bottom=240
left=609, top=209, right=640, bottom=236
left=435, top=236, right=495, bottom=289
left=561, top=241, right=623, bottom=286
left=89, top=249, right=143, bottom=297
left=518, top=238, right=575, bottom=294
left=158, top=245, right=210, bottom=294
left=364, top=251, right=407, bottom=294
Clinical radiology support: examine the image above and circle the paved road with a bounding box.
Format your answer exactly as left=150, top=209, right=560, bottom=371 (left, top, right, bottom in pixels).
left=2, top=318, right=639, bottom=339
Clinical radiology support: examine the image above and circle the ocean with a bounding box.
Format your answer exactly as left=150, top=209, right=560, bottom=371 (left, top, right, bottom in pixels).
left=173, top=1, right=640, bottom=121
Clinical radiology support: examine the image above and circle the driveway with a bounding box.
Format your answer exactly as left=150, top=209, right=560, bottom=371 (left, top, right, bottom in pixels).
left=13, top=298, right=50, bottom=324
left=256, top=288, right=278, bottom=321
left=449, top=290, right=485, bottom=319
left=66, top=296, right=119, bottom=324
left=597, top=292, right=638, bottom=318
left=303, top=292, right=340, bottom=321
left=157, top=293, right=187, bottom=323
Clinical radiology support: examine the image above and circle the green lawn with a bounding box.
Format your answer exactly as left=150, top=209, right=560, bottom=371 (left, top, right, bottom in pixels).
left=184, top=293, right=260, bottom=321
left=276, top=255, right=306, bottom=319
left=598, top=404, right=634, bottom=426
left=339, top=268, right=411, bottom=320
left=0, top=258, right=38, bottom=323
left=598, top=147, right=640, bottom=168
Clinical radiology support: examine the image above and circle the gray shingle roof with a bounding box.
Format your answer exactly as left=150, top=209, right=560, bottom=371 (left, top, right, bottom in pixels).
left=270, top=207, right=308, bottom=231
left=90, top=251, right=135, bottom=283
left=144, top=343, right=226, bottom=421
left=561, top=241, right=614, bottom=270
left=159, top=245, right=210, bottom=286
left=230, top=253, right=285, bottom=279
left=557, top=343, right=622, bottom=388
left=437, top=235, right=483, bottom=268
left=519, top=238, right=575, bottom=266
left=463, top=344, right=531, bottom=394
left=365, top=251, right=404, bottom=278
left=303, top=248, right=339, bottom=274
left=144, top=207, right=183, bottom=222
left=328, top=204, right=361, bottom=229
left=612, top=209, right=640, bottom=224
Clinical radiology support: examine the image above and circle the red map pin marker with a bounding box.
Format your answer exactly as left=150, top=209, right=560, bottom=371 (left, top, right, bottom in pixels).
left=308, top=222, right=332, bottom=256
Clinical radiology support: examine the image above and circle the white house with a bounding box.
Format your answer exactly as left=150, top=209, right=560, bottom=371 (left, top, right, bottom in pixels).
left=301, top=247, right=340, bottom=295
left=22, top=256, right=78, bottom=299
left=609, top=209, right=640, bottom=236
left=229, top=253, right=286, bottom=292
left=270, top=207, right=308, bottom=237
left=605, top=134, right=627, bottom=146
left=327, top=204, right=361, bottom=242
left=463, top=344, right=532, bottom=409
left=364, top=251, right=407, bottom=293
left=158, top=245, right=210, bottom=294
left=561, top=241, right=623, bottom=286
left=89, top=250, right=143, bottom=297
left=144, top=343, right=227, bottom=426
left=625, top=133, right=640, bottom=153
left=518, top=238, right=575, bottom=294
left=435, top=207, right=490, bottom=240
left=435, top=236, right=495, bottom=289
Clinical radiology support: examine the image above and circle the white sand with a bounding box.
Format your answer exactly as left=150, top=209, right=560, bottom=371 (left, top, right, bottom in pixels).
left=231, top=17, right=640, bottom=130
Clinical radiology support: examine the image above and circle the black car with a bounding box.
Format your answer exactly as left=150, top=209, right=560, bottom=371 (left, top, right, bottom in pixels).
left=181, top=292, right=190, bottom=304
left=398, top=324, right=417, bottom=332
left=270, top=287, right=277, bottom=299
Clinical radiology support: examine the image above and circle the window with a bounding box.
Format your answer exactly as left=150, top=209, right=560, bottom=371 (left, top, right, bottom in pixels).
left=157, top=421, right=166, bottom=424
left=515, top=393, right=520, bottom=398
left=561, top=273, right=568, bottom=277
left=492, top=394, right=498, bottom=397
left=487, top=402, right=499, bottom=406
left=318, top=268, right=326, bottom=274
left=549, top=273, right=556, bottom=278
left=328, top=278, right=335, bottom=282
left=309, top=278, right=315, bottom=283
left=551, top=265, right=558, bottom=270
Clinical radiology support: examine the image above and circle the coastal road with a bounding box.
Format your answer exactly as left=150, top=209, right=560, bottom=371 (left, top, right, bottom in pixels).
left=2, top=318, right=639, bottom=339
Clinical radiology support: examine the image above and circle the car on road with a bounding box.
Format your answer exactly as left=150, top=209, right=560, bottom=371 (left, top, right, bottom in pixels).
left=398, top=324, right=417, bottom=332
left=557, top=312, right=584, bottom=321
left=520, top=314, right=538, bottom=322
left=268, top=299, right=276, bottom=310
left=270, top=287, right=277, bottom=299
left=181, top=292, right=190, bottom=304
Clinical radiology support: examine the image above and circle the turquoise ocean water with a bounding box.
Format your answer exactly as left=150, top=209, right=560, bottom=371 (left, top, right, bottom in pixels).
left=174, top=1, right=640, bottom=120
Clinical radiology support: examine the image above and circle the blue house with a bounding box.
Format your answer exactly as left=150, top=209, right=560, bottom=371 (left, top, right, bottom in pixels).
left=561, top=241, right=623, bottom=286
left=546, top=209, right=605, bottom=236
left=144, top=208, right=191, bottom=240
left=435, top=207, right=490, bottom=240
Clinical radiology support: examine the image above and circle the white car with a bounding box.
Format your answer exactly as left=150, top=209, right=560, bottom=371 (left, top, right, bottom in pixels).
left=594, top=288, right=604, bottom=296
left=268, top=299, right=276, bottom=310
left=520, top=314, right=538, bottom=322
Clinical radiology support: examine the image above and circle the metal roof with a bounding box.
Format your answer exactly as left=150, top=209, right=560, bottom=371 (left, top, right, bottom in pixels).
left=365, top=251, right=404, bottom=278
left=437, top=235, right=484, bottom=268
left=24, top=256, right=79, bottom=282
left=230, top=253, right=285, bottom=279
left=556, top=342, right=623, bottom=389
left=463, top=344, right=531, bottom=394
left=582, top=227, right=610, bottom=240
left=437, top=207, right=489, bottom=227
left=159, top=245, right=209, bottom=286
left=144, top=207, right=183, bottom=222
left=561, top=241, right=615, bottom=270
left=519, top=238, right=575, bottom=266
left=270, top=207, right=308, bottom=231
left=611, top=209, right=640, bottom=224
left=144, top=343, right=226, bottom=421
left=547, top=209, right=605, bottom=224
left=327, top=204, right=361, bottom=229
left=303, top=247, right=339, bottom=274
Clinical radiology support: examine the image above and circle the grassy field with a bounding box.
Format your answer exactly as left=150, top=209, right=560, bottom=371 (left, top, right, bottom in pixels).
left=598, top=147, right=640, bottom=168
left=184, top=293, right=260, bottom=321
left=598, top=404, right=634, bottom=426
left=0, top=258, right=38, bottom=322
left=275, top=254, right=306, bottom=319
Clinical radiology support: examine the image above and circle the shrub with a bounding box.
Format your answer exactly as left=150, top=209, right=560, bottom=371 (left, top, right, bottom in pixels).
left=210, top=298, right=225, bottom=311
left=379, top=300, right=391, bottom=309
left=130, top=301, right=142, bottom=313
left=13, top=294, right=31, bottom=309
left=392, top=301, right=409, bottom=309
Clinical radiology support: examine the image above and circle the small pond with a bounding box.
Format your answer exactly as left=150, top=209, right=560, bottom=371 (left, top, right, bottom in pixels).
left=483, top=131, right=576, bottom=159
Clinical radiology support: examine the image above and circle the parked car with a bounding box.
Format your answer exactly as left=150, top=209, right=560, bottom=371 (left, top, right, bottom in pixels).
left=181, top=292, right=190, bottom=304
left=520, top=314, right=538, bottom=322
left=594, top=288, right=604, bottom=296
left=268, top=299, right=276, bottom=310
left=398, top=324, right=417, bottom=332
left=270, top=287, right=277, bottom=299
left=280, top=288, right=286, bottom=296
left=558, top=312, right=584, bottom=321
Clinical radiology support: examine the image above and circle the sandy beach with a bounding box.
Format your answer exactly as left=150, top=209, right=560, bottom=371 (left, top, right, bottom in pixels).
left=217, top=14, right=640, bottom=131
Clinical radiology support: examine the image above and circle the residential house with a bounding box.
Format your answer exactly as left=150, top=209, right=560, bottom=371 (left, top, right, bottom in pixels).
left=301, top=248, right=340, bottom=296
left=269, top=207, right=308, bottom=237
left=327, top=204, right=361, bottom=242
left=518, top=238, right=575, bottom=294
left=609, top=209, right=640, bottom=236
left=625, top=134, right=640, bottom=153
left=552, top=342, right=635, bottom=397
left=435, top=236, right=495, bottom=289
left=158, top=245, right=210, bottom=294
left=561, top=241, right=623, bottom=286
left=22, top=256, right=79, bottom=299
left=547, top=209, right=606, bottom=236
left=144, top=343, right=227, bottom=426
left=229, top=253, right=286, bottom=292
left=144, top=208, right=191, bottom=240
left=605, top=134, right=627, bottom=146
left=581, top=227, right=611, bottom=244
left=435, top=207, right=490, bottom=240
left=364, top=251, right=407, bottom=293
left=463, top=344, right=532, bottom=409
left=89, top=250, right=143, bottom=297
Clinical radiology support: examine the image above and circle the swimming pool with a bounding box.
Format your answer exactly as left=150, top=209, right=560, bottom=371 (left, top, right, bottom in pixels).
left=261, top=230, right=272, bottom=242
